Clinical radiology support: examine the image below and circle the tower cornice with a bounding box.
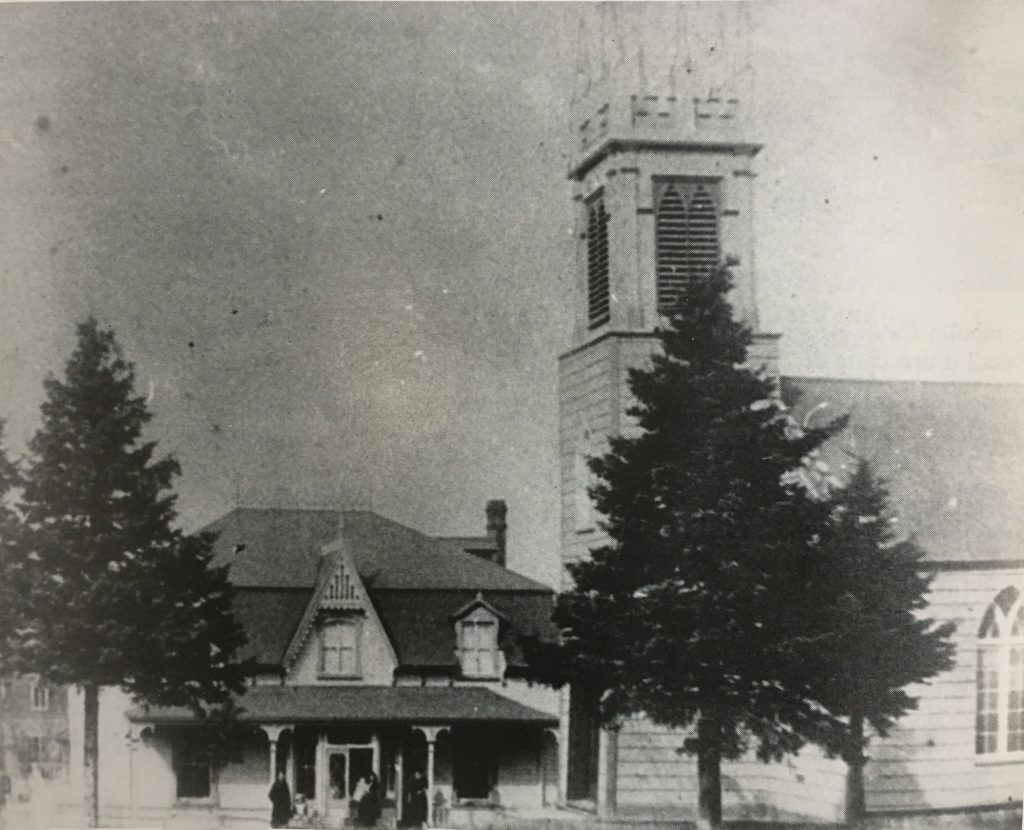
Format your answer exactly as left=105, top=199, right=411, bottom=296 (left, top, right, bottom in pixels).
left=568, top=138, right=762, bottom=182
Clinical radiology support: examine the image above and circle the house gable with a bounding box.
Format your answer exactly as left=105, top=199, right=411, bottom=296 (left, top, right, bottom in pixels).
left=283, top=536, right=398, bottom=685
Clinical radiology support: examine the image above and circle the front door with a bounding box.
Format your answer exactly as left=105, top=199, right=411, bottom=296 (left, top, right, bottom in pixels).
left=326, top=745, right=377, bottom=820
left=328, top=752, right=348, bottom=819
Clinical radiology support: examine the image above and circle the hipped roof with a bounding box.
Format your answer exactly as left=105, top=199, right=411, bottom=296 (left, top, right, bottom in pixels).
left=206, top=509, right=548, bottom=592
left=202, top=508, right=556, bottom=670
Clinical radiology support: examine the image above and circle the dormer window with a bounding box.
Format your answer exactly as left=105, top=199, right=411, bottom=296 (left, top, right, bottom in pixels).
left=460, top=619, right=498, bottom=677
left=320, top=619, right=361, bottom=678
left=454, top=601, right=505, bottom=680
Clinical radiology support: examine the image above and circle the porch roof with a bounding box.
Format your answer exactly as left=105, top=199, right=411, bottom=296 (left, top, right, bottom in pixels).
left=128, top=685, right=557, bottom=726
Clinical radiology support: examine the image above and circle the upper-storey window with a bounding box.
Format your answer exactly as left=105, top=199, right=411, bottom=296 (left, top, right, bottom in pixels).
left=458, top=615, right=500, bottom=679
left=654, top=179, right=721, bottom=314
left=586, top=193, right=611, bottom=328
left=321, top=619, right=361, bottom=678
left=30, top=679, right=50, bottom=712
left=977, top=586, right=1024, bottom=756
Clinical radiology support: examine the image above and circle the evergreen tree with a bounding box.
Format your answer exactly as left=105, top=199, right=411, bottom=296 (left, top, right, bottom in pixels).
left=18, top=319, right=250, bottom=827
left=553, top=267, right=846, bottom=828
left=0, top=421, right=26, bottom=676
left=806, top=460, right=955, bottom=822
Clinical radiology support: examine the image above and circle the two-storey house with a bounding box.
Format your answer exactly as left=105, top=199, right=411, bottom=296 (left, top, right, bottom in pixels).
left=62, top=504, right=559, bottom=830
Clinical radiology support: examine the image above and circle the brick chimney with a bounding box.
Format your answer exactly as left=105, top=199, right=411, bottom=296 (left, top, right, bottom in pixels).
left=485, top=500, right=507, bottom=567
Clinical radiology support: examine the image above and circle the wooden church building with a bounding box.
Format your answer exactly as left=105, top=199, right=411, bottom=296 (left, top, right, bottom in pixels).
left=556, top=9, right=1024, bottom=825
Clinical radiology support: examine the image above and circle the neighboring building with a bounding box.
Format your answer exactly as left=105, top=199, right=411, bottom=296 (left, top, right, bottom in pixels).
left=58, top=506, right=559, bottom=830
left=557, top=16, right=1024, bottom=825
left=0, top=673, right=70, bottom=821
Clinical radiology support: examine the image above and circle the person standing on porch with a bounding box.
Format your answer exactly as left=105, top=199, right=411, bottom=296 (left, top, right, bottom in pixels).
left=269, top=771, right=293, bottom=828
left=357, top=771, right=381, bottom=823
left=406, top=769, right=428, bottom=828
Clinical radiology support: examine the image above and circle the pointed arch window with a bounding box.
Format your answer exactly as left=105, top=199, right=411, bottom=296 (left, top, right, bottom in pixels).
left=586, top=193, right=611, bottom=328
left=654, top=179, right=721, bottom=313
left=977, top=586, right=1024, bottom=755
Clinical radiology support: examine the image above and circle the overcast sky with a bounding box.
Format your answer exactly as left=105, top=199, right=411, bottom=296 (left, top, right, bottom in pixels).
left=1, top=2, right=1022, bottom=586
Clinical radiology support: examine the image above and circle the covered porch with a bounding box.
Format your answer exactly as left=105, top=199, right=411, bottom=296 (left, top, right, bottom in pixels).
left=129, top=685, right=559, bottom=829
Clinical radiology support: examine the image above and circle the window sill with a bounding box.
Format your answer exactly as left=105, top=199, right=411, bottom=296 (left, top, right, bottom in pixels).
left=318, top=674, right=363, bottom=681
left=174, top=797, right=217, bottom=806
left=975, top=753, right=1024, bottom=767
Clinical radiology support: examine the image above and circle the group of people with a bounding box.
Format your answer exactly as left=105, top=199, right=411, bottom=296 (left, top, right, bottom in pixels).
left=269, top=769, right=400, bottom=828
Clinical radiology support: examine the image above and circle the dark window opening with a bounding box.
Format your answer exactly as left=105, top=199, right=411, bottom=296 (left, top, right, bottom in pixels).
left=294, top=728, right=317, bottom=800
left=173, top=732, right=211, bottom=799
left=566, top=686, right=600, bottom=802
left=453, top=728, right=495, bottom=801
left=587, top=196, right=611, bottom=328
left=655, top=179, right=721, bottom=313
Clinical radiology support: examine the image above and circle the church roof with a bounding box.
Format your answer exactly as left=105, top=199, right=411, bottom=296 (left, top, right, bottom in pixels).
left=784, top=377, right=1024, bottom=565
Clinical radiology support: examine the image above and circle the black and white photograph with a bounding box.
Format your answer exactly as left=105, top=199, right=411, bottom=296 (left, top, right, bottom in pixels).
left=0, top=3, right=1022, bottom=829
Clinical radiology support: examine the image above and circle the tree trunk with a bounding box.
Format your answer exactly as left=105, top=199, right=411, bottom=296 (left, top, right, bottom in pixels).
left=696, top=714, right=723, bottom=829
left=83, top=683, right=99, bottom=828
left=844, top=713, right=866, bottom=825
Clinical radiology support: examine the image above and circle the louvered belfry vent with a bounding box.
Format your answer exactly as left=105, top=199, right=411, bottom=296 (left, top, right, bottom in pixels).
left=655, top=180, right=721, bottom=313
left=586, top=195, right=611, bottom=328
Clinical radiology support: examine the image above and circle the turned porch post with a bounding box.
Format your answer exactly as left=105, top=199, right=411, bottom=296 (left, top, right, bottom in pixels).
left=261, top=725, right=288, bottom=787
left=413, top=725, right=449, bottom=828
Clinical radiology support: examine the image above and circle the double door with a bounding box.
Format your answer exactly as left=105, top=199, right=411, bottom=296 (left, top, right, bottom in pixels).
left=326, top=744, right=375, bottom=820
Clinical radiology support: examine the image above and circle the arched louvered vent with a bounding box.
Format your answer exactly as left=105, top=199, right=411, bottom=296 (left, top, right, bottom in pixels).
left=587, top=196, right=611, bottom=328
left=655, top=180, right=721, bottom=313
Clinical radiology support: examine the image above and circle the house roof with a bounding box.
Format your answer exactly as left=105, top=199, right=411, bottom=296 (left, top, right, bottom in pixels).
left=129, top=685, right=557, bottom=726
left=232, top=589, right=309, bottom=666
left=371, top=590, right=558, bottom=672
left=206, top=509, right=549, bottom=592
left=784, top=377, right=1024, bottom=564
left=204, top=508, right=556, bottom=671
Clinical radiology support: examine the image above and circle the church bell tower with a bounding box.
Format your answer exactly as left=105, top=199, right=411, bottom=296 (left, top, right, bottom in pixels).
left=559, top=5, right=779, bottom=590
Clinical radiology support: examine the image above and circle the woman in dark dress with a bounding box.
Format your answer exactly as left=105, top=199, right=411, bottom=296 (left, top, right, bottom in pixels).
left=406, top=770, right=428, bottom=828
left=268, top=771, right=293, bottom=828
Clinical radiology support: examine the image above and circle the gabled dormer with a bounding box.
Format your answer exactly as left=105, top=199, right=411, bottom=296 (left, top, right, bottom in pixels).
left=282, top=537, right=397, bottom=685
left=315, top=559, right=367, bottom=678
left=451, top=594, right=507, bottom=681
